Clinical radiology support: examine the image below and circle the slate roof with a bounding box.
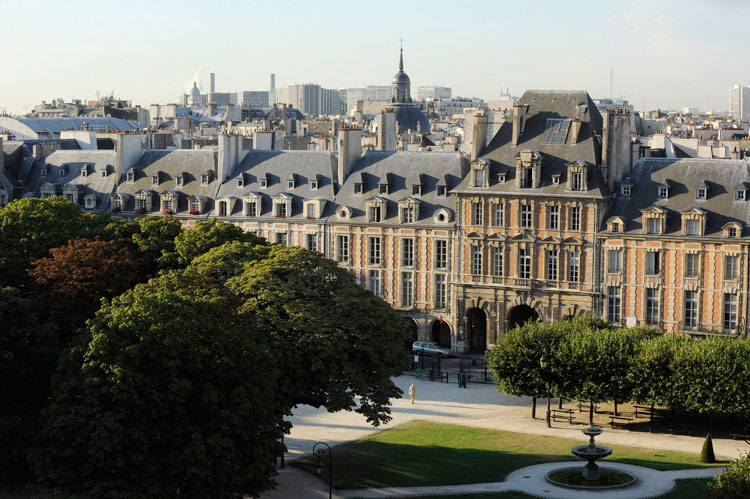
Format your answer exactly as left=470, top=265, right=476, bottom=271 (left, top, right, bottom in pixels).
left=605, top=158, right=750, bottom=238
left=113, top=150, right=219, bottom=213
left=454, top=90, right=608, bottom=198
left=24, top=150, right=118, bottom=211
left=213, top=150, right=337, bottom=218
left=333, top=151, right=469, bottom=226
left=0, top=117, right=140, bottom=137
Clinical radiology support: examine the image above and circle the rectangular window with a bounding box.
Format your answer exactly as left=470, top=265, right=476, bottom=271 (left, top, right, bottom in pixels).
left=647, top=217, right=660, bottom=234
left=518, top=248, right=531, bottom=279
left=520, top=204, right=532, bottom=228
left=474, top=170, right=484, bottom=187
left=276, top=202, right=287, bottom=217
left=472, top=202, right=483, bottom=225
left=246, top=201, right=257, bottom=216
left=737, top=189, right=746, bottom=201
left=492, top=246, right=503, bottom=276
left=686, top=219, right=699, bottom=235
left=546, top=250, right=558, bottom=280
left=607, top=249, right=622, bottom=273
left=401, top=205, right=415, bottom=223
left=685, top=253, right=698, bottom=277
left=492, top=203, right=504, bottom=227
left=471, top=246, right=482, bottom=275
left=113, top=197, right=122, bottom=209
left=369, top=237, right=381, bottom=265
left=646, top=251, right=660, bottom=275
left=548, top=205, right=559, bottom=230
left=401, top=272, right=413, bottom=307
left=724, top=293, right=737, bottom=332
left=402, top=238, right=414, bottom=267
left=572, top=172, right=582, bottom=191
left=369, top=270, right=381, bottom=297
left=725, top=255, right=738, bottom=280
left=645, top=288, right=659, bottom=325
left=569, top=206, right=581, bottom=231
left=306, top=233, right=317, bottom=252
left=684, top=290, right=697, bottom=329
left=520, top=167, right=533, bottom=188
left=435, top=240, right=447, bottom=269
left=568, top=251, right=579, bottom=282
left=337, top=235, right=349, bottom=263
left=658, top=186, right=669, bottom=199
left=607, top=286, right=621, bottom=322
left=137, top=197, right=148, bottom=210
left=368, top=204, right=382, bottom=222
left=275, top=232, right=288, bottom=246
left=435, top=274, right=446, bottom=309
left=354, top=183, right=363, bottom=194
left=306, top=203, right=316, bottom=218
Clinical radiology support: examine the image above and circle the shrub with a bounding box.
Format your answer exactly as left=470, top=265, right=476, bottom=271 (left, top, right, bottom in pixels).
left=706, top=453, right=750, bottom=499
left=701, top=433, right=716, bottom=463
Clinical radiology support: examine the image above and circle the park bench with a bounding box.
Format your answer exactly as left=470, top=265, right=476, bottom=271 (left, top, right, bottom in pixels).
left=667, top=423, right=694, bottom=436
left=633, top=405, right=656, bottom=418
left=609, top=415, right=634, bottom=428
left=551, top=408, right=574, bottom=423
left=729, top=430, right=750, bottom=441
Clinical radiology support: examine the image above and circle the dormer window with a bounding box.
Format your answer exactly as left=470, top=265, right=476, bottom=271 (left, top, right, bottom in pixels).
left=606, top=216, right=625, bottom=233
left=472, top=159, right=488, bottom=188
left=399, top=198, right=420, bottom=224
left=437, top=186, right=447, bottom=196
left=736, top=188, right=746, bottom=201
left=379, top=182, right=389, bottom=195
left=696, top=188, right=706, bottom=200
left=520, top=166, right=532, bottom=188
left=729, top=227, right=738, bottom=237
left=571, top=172, right=582, bottom=190
left=412, top=184, right=421, bottom=196
left=657, top=186, right=668, bottom=199
left=551, top=174, right=560, bottom=185
left=243, top=193, right=260, bottom=217
left=612, top=223, right=620, bottom=232
left=621, top=185, right=631, bottom=196
left=58, top=168, right=66, bottom=177
left=287, top=175, right=296, bottom=189
left=642, top=207, right=666, bottom=235
left=260, top=174, right=269, bottom=189
left=126, top=171, right=135, bottom=182
left=367, top=197, right=387, bottom=222
left=515, top=150, right=541, bottom=189
left=723, top=222, right=742, bottom=238
left=201, top=174, right=209, bottom=185
left=176, top=176, right=184, bottom=187
left=306, top=203, right=316, bottom=218
left=354, top=182, right=363, bottom=194
left=81, top=166, right=88, bottom=177
left=310, top=176, right=319, bottom=190
left=272, top=193, right=291, bottom=218
left=237, top=176, right=244, bottom=188
left=275, top=202, right=287, bottom=217
left=152, top=175, right=159, bottom=187
left=100, top=169, right=107, bottom=178
left=41, top=168, right=47, bottom=177
left=497, top=173, right=506, bottom=184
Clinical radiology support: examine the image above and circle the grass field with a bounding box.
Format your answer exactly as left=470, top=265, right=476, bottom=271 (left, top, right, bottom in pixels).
left=294, top=420, right=724, bottom=490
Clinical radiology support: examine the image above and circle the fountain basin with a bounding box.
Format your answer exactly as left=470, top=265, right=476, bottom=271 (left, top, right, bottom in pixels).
left=545, top=466, right=637, bottom=489
left=571, top=444, right=612, bottom=460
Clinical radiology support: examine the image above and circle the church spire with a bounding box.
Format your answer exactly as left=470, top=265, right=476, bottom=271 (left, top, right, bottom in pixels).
left=399, top=38, right=404, bottom=71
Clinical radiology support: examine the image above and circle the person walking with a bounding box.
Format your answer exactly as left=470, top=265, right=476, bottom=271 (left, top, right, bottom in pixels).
left=408, top=383, right=417, bottom=404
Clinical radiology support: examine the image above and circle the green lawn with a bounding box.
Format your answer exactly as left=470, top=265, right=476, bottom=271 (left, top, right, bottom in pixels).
left=294, top=420, right=724, bottom=490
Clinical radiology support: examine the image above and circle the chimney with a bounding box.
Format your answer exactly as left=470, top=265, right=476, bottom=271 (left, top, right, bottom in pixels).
left=512, top=104, right=527, bottom=145
left=376, top=109, right=396, bottom=151
left=570, top=118, right=582, bottom=144
left=270, top=73, right=276, bottom=90
left=218, top=133, right=244, bottom=183
left=337, top=125, right=362, bottom=184
left=114, top=133, right=146, bottom=182
left=601, top=110, right=634, bottom=190
left=471, top=111, right=488, bottom=160
left=210, top=73, right=216, bottom=94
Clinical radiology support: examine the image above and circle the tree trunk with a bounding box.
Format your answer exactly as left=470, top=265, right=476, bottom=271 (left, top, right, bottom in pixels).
left=532, top=397, right=537, bottom=419
left=614, top=399, right=618, bottom=417
left=590, top=401, right=594, bottom=426
left=559, top=398, right=563, bottom=409
left=649, top=402, right=655, bottom=433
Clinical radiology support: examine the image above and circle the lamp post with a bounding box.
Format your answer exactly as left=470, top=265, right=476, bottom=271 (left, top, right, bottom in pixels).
left=313, top=441, right=332, bottom=499
left=539, top=353, right=551, bottom=428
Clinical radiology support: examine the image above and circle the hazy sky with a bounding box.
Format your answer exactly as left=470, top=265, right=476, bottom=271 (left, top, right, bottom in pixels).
left=2, top=0, right=748, bottom=115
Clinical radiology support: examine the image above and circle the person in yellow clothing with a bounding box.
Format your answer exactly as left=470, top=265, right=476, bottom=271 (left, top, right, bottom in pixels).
left=408, top=383, right=417, bottom=404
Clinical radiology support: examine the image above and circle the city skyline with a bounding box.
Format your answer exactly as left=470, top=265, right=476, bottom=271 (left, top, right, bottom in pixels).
left=2, top=0, right=749, bottom=115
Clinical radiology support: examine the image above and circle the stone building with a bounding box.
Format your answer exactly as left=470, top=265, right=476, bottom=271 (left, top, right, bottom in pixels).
left=600, top=158, right=750, bottom=336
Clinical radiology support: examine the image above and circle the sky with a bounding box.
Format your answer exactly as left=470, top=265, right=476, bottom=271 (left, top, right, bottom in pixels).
left=1, top=0, right=749, bottom=116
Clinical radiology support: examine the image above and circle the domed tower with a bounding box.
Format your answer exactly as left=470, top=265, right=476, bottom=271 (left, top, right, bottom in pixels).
left=392, top=47, right=412, bottom=104
left=188, top=81, right=202, bottom=106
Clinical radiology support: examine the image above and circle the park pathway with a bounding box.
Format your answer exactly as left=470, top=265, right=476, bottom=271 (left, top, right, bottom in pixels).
left=260, top=375, right=748, bottom=498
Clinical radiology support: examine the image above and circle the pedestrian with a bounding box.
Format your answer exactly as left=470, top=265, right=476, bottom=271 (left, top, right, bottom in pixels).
left=408, top=383, right=416, bottom=404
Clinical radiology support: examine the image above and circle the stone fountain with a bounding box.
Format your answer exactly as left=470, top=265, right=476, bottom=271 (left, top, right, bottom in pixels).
left=571, top=423, right=612, bottom=480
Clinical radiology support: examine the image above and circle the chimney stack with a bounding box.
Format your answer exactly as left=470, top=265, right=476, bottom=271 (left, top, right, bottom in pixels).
left=512, top=104, right=528, bottom=146
left=376, top=109, right=397, bottom=151
left=471, top=111, right=488, bottom=160
left=337, top=125, right=363, bottom=184
left=570, top=118, right=582, bottom=144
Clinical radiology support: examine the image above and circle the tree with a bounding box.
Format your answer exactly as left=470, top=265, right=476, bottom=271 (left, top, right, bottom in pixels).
left=225, top=245, right=410, bottom=426
left=28, top=238, right=142, bottom=334
left=189, top=240, right=271, bottom=283
left=174, top=219, right=267, bottom=266
left=706, top=453, right=750, bottom=499
left=0, top=197, right=89, bottom=287
left=0, top=287, right=56, bottom=487
left=130, top=216, right=183, bottom=273
left=32, top=270, right=284, bottom=499
left=701, top=433, right=716, bottom=463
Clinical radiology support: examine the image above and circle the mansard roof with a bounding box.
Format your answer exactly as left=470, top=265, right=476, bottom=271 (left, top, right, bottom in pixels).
left=214, top=150, right=337, bottom=218
left=454, top=90, right=608, bottom=198
left=333, top=150, right=469, bottom=226
left=604, top=158, right=750, bottom=238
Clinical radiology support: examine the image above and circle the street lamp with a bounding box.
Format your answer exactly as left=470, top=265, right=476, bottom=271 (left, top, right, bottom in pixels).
left=539, top=353, right=551, bottom=428
left=313, top=441, right=332, bottom=499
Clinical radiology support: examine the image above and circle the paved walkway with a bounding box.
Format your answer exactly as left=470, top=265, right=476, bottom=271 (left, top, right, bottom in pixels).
left=339, top=462, right=725, bottom=498
left=260, top=376, right=747, bottom=498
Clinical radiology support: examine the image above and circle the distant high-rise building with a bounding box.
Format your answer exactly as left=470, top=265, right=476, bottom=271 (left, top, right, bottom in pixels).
left=238, top=91, right=270, bottom=109
left=277, top=83, right=322, bottom=117
left=321, top=88, right=343, bottom=115
left=269, top=74, right=276, bottom=104
left=210, top=73, right=216, bottom=94
left=417, top=86, right=452, bottom=100
left=345, top=85, right=392, bottom=113
left=730, top=85, right=750, bottom=120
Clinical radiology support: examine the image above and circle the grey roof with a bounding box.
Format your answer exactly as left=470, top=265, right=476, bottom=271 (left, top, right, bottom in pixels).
left=0, top=117, right=140, bottom=135
left=114, top=150, right=219, bottom=214
left=605, top=158, right=750, bottom=238
left=25, top=150, right=118, bottom=211
left=455, top=90, right=607, bottom=198
left=214, top=150, right=337, bottom=218
left=333, top=151, right=469, bottom=226
left=393, top=104, right=431, bottom=133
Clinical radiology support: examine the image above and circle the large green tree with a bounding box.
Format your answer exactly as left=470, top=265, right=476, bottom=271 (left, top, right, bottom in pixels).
left=32, top=270, right=284, bottom=499
left=223, top=245, right=410, bottom=426
left=173, top=219, right=267, bottom=266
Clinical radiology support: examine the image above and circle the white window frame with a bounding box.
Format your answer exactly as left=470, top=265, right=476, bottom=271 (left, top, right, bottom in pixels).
left=607, top=286, right=621, bottom=323
left=401, top=272, right=413, bottom=307
left=684, top=290, right=697, bottom=329
left=569, top=206, right=581, bottom=231
left=645, top=288, right=659, bottom=325
left=402, top=238, right=414, bottom=267
left=369, top=236, right=381, bottom=266
left=337, top=235, right=349, bottom=263
left=470, top=245, right=482, bottom=275
left=518, top=248, right=531, bottom=279
left=546, top=249, right=558, bottom=281
left=568, top=251, right=579, bottom=282
left=548, top=205, right=559, bottom=230
left=492, top=246, right=503, bottom=276
left=520, top=204, right=532, bottom=229
left=435, top=240, right=448, bottom=269
left=724, top=293, right=737, bottom=332
left=434, top=274, right=447, bottom=309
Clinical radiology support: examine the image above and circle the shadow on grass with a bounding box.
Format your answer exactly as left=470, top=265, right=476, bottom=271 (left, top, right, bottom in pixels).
left=292, top=420, right=720, bottom=490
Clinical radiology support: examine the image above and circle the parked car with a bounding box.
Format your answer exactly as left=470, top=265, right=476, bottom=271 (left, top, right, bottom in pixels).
left=412, top=341, right=452, bottom=358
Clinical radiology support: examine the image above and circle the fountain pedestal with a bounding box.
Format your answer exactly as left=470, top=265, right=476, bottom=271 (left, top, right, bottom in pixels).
left=570, top=424, right=612, bottom=481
